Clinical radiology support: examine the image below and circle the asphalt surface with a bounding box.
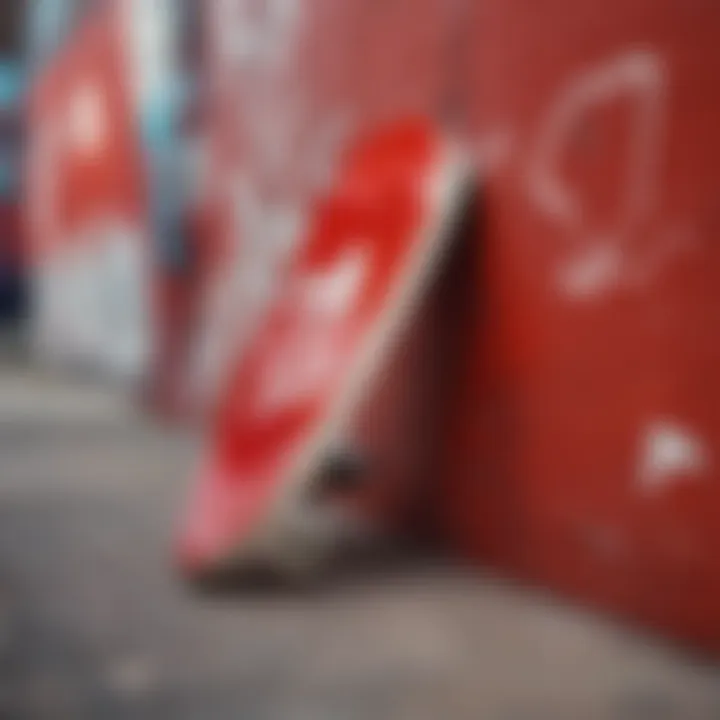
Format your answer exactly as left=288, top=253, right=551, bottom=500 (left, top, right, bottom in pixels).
left=0, top=366, right=719, bottom=719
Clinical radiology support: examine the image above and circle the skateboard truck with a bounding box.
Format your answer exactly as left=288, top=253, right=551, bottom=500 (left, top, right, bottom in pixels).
left=313, top=446, right=369, bottom=497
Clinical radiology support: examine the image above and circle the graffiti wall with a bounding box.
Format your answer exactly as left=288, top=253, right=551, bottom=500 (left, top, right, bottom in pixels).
left=439, top=0, right=720, bottom=651
left=183, top=0, right=720, bottom=650
left=23, top=0, right=720, bottom=651
left=26, top=2, right=150, bottom=380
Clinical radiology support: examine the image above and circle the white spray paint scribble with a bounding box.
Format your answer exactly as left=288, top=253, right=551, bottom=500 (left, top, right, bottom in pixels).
left=468, top=50, right=677, bottom=301
left=556, top=240, right=624, bottom=299
left=527, top=49, right=666, bottom=231
left=638, top=419, right=711, bottom=493
left=523, top=49, right=669, bottom=299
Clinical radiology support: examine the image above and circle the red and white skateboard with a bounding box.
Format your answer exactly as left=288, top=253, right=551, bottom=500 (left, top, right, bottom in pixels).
left=176, top=118, right=471, bottom=581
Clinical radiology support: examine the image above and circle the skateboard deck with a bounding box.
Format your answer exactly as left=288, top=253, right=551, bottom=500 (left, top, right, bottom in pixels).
left=176, top=118, right=470, bottom=580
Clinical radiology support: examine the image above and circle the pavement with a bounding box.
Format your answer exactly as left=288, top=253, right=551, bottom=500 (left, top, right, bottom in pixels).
left=0, top=365, right=719, bottom=719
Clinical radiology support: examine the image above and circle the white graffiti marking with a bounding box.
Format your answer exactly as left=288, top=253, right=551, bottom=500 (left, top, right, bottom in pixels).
left=555, top=241, right=624, bottom=299
left=529, top=50, right=668, bottom=299
left=474, top=50, right=673, bottom=301
left=527, top=49, right=666, bottom=232
left=638, top=419, right=711, bottom=493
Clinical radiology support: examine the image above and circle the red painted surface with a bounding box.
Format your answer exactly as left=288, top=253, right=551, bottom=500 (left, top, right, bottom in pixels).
left=27, top=4, right=145, bottom=263
left=440, top=0, right=720, bottom=652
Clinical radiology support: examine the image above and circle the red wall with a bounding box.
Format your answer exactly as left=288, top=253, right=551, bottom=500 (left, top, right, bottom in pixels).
left=202, top=0, right=720, bottom=652
left=442, top=0, right=720, bottom=653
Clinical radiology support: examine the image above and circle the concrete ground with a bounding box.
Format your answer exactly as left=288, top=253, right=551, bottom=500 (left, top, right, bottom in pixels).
left=0, top=365, right=719, bottom=719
